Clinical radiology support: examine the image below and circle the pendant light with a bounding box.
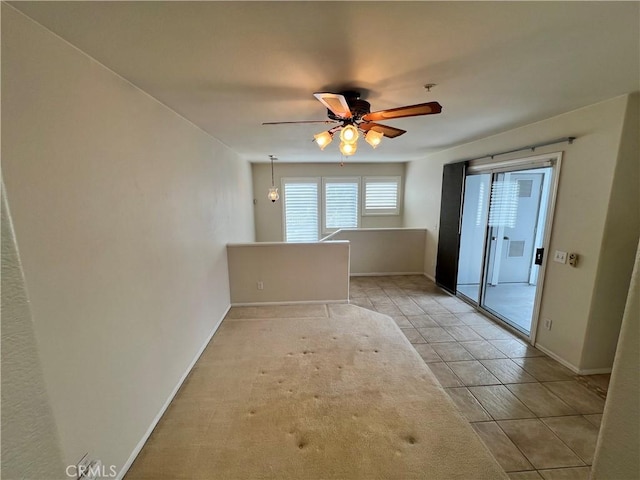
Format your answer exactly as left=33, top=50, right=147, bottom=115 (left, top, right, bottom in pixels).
left=267, top=155, right=279, bottom=203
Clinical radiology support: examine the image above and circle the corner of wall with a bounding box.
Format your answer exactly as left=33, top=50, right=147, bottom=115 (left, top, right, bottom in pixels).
left=591, top=238, right=640, bottom=479
left=1, top=183, right=67, bottom=479
left=580, top=93, right=640, bottom=370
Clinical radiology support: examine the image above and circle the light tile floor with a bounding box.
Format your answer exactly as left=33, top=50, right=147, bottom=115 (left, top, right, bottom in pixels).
left=350, top=275, right=609, bottom=480
left=458, top=283, right=538, bottom=333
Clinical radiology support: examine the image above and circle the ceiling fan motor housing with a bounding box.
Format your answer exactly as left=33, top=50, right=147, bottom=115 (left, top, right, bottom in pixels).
left=326, top=91, right=371, bottom=121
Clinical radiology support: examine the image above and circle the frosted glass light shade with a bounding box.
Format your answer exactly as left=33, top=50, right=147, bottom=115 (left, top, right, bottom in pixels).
left=339, top=141, right=357, bottom=156
left=339, top=125, right=359, bottom=144
left=365, top=129, right=384, bottom=148
left=314, top=131, right=333, bottom=150
left=267, top=186, right=279, bottom=202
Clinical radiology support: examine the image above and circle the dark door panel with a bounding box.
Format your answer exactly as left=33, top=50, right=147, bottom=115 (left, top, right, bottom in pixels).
left=436, top=162, right=466, bottom=294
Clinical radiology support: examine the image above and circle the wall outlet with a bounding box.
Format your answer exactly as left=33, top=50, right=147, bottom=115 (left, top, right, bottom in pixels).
left=543, top=318, right=553, bottom=330
left=568, top=253, right=578, bottom=267
left=553, top=250, right=567, bottom=264
left=257, top=281, right=264, bottom=290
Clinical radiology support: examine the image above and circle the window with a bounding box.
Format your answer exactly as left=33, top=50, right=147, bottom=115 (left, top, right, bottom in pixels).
left=363, top=176, right=401, bottom=215
left=323, top=177, right=359, bottom=234
left=282, top=178, right=320, bottom=242
left=282, top=175, right=402, bottom=241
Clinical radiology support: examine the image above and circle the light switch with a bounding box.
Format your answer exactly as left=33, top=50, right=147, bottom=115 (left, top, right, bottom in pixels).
left=553, top=250, right=567, bottom=264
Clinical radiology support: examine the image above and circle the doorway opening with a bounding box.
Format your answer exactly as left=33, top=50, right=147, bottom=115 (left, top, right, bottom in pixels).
left=456, top=153, right=561, bottom=339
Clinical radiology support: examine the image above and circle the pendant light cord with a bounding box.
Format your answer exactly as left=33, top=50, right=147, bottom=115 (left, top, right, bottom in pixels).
left=271, top=157, right=275, bottom=186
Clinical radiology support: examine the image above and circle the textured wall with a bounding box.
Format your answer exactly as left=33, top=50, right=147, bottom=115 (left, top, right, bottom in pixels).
left=1, top=186, right=66, bottom=479
left=2, top=5, right=254, bottom=476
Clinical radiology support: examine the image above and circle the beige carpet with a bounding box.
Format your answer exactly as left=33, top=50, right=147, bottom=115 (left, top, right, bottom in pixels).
left=126, top=304, right=507, bottom=479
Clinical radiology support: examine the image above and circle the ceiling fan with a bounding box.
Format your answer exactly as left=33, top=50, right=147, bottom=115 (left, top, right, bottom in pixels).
left=262, top=90, right=442, bottom=156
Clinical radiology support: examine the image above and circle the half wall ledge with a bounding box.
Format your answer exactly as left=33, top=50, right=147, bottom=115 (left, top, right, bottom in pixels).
left=227, top=241, right=350, bottom=305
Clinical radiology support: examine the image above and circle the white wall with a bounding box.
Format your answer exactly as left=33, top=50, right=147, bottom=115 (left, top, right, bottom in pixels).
left=253, top=162, right=404, bottom=241
left=325, top=228, right=426, bottom=275
left=591, top=240, right=640, bottom=479
left=404, top=95, right=638, bottom=371
left=227, top=242, right=349, bottom=304
left=2, top=5, right=254, bottom=477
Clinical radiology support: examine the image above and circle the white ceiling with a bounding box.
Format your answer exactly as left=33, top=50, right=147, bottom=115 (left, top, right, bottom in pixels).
left=9, top=1, right=640, bottom=163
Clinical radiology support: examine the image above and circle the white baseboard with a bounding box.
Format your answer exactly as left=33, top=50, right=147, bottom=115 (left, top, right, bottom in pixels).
left=350, top=272, right=424, bottom=277
left=534, top=343, right=581, bottom=373
left=230, top=299, right=348, bottom=307
left=117, top=304, right=230, bottom=480
left=424, top=273, right=436, bottom=282
left=537, top=342, right=612, bottom=375
left=533, top=343, right=611, bottom=375
left=577, top=367, right=613, bottom=375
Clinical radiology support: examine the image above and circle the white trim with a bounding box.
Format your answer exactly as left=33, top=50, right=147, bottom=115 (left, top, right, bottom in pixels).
left=467, top=151, right=559, bottom=174
left=350, top=271, right=424, bottom=277
left=424, top=273, right=436, bottom=282
left=321, top=227, right=427, bottom=242
left=230, top=299, right=348, bottom=307
left=534, top=343, right=581, bottom=373
left=362, top=176, right=402, bottom=216
left=228, top=240, right=349, bottom=247
left=117, top=304, right=231, bottom=480
left=534, top=344, right=613, bottom=375
left=576, top=367, right=613, bottom=375
left=529, top=153, right=563, bottom=344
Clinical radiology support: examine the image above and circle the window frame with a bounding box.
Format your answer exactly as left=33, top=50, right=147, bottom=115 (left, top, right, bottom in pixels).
left=362, top=176, right=402, bottom=216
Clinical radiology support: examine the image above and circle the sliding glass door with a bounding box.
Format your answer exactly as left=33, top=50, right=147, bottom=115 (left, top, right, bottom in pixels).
left=457, top=156, right=558, bottom=338
left=482, top=168, right=552, bottom=334
left=457, top=174, right=491, bottom=302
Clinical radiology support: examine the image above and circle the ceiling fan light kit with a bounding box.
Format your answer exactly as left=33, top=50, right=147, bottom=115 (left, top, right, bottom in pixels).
left=264, top=90, right=442, bottom=158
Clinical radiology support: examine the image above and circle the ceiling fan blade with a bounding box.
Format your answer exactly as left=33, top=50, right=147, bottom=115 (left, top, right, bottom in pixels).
left=360, top=122, right=406, bottom=139
left=362, top=101, right=442, bottom=122
left=313, top=92, right=352, bottom=119
left=262, top=120, right=338, bottom=125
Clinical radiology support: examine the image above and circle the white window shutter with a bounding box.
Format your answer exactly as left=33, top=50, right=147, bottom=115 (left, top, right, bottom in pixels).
left=283, top=181, right=319, bottom=242
left=324, top=180, right=359, bottom=231
left=363, top=177, right=401, bottom=215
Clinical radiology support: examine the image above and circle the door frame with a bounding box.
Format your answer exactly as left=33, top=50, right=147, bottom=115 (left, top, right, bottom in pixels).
left=465, top=152, right=563, bottom=344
